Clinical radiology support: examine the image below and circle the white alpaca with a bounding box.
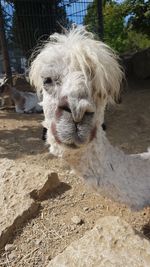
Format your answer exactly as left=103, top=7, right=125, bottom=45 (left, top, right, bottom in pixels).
left=0, top=78, right=42, bottom=113
left=30, top=27, right=150, bottom=210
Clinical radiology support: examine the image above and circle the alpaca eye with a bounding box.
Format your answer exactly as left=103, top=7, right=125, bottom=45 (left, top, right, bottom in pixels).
left=44, top=77, right=53, bottom=85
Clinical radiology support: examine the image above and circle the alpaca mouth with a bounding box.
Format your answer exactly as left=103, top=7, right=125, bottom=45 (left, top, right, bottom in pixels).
left=52, top=128, right=85, bottom=149
left=51, top=121, right=95, bottom=149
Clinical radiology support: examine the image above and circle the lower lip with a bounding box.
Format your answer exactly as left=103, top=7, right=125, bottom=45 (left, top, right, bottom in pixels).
left=51, top=122, right=97, bottom=147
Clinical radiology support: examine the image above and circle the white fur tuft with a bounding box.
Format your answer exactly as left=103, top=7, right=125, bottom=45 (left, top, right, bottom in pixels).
left=29, top=26, right=123, bottom=104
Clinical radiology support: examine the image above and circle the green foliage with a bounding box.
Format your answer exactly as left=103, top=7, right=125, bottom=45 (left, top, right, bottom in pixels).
left=123, top=0, right=150, bottom=36
left=84, top=1, right=128, bottom=52
left=103, top=3, right=127, bottom=52
left=84, top=0, right=150, bottom=53
left=124, top=30, right=150, bottom=52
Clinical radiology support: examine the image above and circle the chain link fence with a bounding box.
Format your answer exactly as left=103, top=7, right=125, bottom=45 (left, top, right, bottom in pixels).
left=0, top=0, right=95, bottom=75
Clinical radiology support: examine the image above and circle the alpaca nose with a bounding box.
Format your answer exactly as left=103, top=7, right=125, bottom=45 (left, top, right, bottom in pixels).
left=58, top=97, right=94, bottom=123
left=58, top=96, right=72, bottom=114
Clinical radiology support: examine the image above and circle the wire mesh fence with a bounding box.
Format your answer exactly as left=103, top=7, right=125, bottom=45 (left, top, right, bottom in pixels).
left=62, top=1, right=93, bottom=25
left=0, top=0, right=95, bottom=74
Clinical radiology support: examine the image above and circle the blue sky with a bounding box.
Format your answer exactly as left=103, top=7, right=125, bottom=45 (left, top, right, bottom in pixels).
left=65, top=1, right=93, bottom=24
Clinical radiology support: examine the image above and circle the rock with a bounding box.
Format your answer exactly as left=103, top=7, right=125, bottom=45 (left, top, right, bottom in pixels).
left=83, top=207, right=89, bottom=211
left=30, top=172, right=60, bottom=200
left=5, top=243, right=14, bottom=252
left=0, top=158, right=60, bottom=250
left=70, top=225, right=76, bottom=231
left=47, top=216, right=150, bottom=267
left=8, top=251, right=17, bottom=261
left=69, top=170, right=75, bottom=175
left=71, top=216, right=83, bottom=225
left=80, top=192, right=86, bottom=200
left=35, top=239, right=42, bottom=246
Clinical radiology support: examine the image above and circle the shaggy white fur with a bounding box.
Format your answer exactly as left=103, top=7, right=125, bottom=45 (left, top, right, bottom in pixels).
left=30, top=26, right=150, bottom=210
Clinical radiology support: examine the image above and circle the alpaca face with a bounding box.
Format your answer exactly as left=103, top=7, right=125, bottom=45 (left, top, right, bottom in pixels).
left=42, top=66, right=98, bottom=149
left=30, top=27, right=123, bottom=154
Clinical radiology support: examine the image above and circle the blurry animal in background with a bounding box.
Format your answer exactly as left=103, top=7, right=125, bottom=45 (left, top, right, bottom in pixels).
left=0, top=78, right=42, bottom=113
left=0, top=78, right=13, bottom=108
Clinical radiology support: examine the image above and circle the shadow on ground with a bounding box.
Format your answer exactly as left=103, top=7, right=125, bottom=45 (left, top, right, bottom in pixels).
left=0, top=180, right=71, bottom=255
left=0, top=111, right=46, bottom=159
left=0, top=110, right=43, bottom=121
left=142, top=222, right=150, bottom=240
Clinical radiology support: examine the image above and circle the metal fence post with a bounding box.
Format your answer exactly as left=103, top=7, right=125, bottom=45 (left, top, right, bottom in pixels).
left=97, top=0, right=104, bottom=40
left=0, top=0, right=12, bottom=81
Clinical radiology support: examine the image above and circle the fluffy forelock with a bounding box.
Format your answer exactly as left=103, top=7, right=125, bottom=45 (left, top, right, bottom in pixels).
left=29, top=26, right=123, bottom=103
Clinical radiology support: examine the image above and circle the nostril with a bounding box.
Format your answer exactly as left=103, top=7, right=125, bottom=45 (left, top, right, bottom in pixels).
left=85, top=111, right=94, bottom=116
left=60, top=105, right=71, bottom=113
left=58, top=96, right=71, bottom=113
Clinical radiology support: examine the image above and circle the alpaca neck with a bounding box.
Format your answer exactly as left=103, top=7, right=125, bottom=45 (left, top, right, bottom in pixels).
left=65, top=127, right=150, bottom=210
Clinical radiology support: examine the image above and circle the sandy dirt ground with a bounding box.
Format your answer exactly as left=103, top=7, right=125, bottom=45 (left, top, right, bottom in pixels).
left=0, top=79, right=150, bottom=267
